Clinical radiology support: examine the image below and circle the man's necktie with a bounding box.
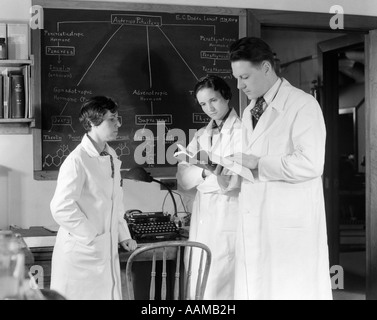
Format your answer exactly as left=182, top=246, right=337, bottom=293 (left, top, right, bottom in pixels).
left=251, top=96, right=265, bottom=127
left=100, top=151, right=114, bottom=178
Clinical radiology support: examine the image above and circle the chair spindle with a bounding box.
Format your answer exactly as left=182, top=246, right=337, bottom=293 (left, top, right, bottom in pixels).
left=195, top=249, right=205, bottom=299
left=149, top=250, right=156, bottom=300
left=174, top=246, right=181, bottom=300
left=161, top=248, right=167, bottom=300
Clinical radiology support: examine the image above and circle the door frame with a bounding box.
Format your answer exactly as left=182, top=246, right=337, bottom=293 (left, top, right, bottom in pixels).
left=317, top=34, right=365, bottom=268
left=365, top=30, right=377, bottom=300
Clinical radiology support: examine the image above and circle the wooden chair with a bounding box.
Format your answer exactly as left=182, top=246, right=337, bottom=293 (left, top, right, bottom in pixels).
left=125, top=240, right=211, bottom=300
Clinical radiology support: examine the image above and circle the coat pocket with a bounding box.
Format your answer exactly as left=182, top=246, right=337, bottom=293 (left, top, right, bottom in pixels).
left=268, top=184, right=312, bottom=228
left=69, top=232, right=111, bottom=267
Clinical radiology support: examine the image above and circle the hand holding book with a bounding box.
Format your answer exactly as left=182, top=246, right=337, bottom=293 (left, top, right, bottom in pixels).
left=174, top=144, right=254, bottom=182
left=174, top=144, right=217, bottom=171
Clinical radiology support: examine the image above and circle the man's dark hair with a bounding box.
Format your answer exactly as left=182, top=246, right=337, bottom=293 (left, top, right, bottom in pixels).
left=194, top=75, right=232, bottom=103
left=79, top=96, right=118, bottom=131
left=229, top=37, right=275, bottom=69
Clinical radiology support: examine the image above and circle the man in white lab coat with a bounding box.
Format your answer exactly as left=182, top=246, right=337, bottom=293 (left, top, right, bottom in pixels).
left=50, top=96, right=137, bottom=300
left=228, top=37, right=333, bottom=300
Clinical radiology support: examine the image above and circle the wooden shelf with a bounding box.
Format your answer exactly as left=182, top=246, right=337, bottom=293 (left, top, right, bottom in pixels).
left=0, top=59, right=33, bottom=67
left=0, top=118, right=35, bottom=123
left=0, top=118, right=36, bottom=134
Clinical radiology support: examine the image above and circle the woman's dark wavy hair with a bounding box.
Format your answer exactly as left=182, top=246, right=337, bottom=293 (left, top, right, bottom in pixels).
left=79, top=96, right=118, bottom=131
left=194, top=75, right=232, bottom=103
left=229, top=37, right=275, bottom=69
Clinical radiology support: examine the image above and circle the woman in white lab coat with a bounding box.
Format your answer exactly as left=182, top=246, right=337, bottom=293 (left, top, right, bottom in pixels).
left=176, top=75, right=243, bottom=300
left=50, top=96, right=137, bottom=300
left=229, top=37, right=332, bottom=300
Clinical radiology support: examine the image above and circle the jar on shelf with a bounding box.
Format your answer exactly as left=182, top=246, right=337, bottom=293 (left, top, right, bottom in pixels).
left=0, top=38, right=7, bottom=60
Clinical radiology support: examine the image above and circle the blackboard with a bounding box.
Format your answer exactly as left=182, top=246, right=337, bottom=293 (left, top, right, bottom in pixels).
left=32, top=1, right=246, bottom=178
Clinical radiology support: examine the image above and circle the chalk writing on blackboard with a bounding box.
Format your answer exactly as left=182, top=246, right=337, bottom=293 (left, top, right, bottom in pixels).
left=39, top=8, right=240, bottom=171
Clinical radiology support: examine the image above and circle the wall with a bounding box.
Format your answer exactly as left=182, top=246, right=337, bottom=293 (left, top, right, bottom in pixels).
left=0, top=0, right=373, bottom=229
left=3, top=0, right=377, bottom=21
left=60, top=0, right=377, bottom=17
left=262, top=29, right=340, bottom=93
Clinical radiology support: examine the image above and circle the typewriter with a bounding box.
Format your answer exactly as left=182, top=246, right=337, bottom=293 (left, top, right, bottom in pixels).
left=124, top=210, right=181, bottom=242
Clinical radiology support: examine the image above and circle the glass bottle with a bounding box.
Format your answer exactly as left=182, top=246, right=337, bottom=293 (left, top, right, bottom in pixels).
left=0, top=38, right=7, bottom=60
left=0, top=231, right=25, bottom=299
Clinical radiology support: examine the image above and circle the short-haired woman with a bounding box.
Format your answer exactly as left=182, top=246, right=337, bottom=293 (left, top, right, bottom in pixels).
left=50, top=96, right=137, bottom=300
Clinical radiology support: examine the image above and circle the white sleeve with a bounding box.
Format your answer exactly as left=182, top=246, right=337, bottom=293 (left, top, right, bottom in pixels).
left=176, top=132, right=205, bottom=191
left=259, top=100, right=326, bottom=183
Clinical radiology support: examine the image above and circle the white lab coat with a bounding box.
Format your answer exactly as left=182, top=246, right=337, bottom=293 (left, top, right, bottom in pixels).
left=177, top=108, right=243, bottom=300
left=235, top=79, right=332, bottom=300
left=50, top=134, right=131, bottom=300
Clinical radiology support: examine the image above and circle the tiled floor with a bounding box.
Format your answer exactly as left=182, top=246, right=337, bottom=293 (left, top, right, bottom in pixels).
left=332, top=250, right=366, bottom=300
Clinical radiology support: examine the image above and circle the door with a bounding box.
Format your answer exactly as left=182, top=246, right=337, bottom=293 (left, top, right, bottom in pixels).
left=318, top=34, right=365, bottom=267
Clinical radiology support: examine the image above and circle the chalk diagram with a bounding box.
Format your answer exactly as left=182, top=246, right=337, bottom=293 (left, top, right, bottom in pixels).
left=43, top=145, right=71, bottom=168
left=42, top=11, right=238, bottom=169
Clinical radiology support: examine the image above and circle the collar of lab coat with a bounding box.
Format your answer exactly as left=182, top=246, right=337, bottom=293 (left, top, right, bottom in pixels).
left=262, top=77, right=282, bottom=110
left=245, top=78, right=294, bottom=146
left=200, top=108, right=239, bottom=152
left=81, top=134, right=109, bottom=158
left=245, top=78, right=293, bottom=118
left=205, top=108, right=238, bottom=135
left=267, top=78, right=292, bottom=112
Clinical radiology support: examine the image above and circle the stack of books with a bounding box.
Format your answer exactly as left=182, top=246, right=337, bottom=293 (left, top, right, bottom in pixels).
left=0, top=23, right=30, bottom=120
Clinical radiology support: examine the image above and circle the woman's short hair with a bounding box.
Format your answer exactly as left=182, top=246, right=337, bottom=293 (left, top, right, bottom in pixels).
left=79, top=96, right=118, bottom=131
left=194, top=75, right=232, bottom=103
left=229, top=37, right=275, bottom=69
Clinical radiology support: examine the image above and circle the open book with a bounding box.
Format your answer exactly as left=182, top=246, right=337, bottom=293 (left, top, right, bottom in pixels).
left=174, top=144, right=254, bottom=182
left=174, top=144, right=213, bottom=170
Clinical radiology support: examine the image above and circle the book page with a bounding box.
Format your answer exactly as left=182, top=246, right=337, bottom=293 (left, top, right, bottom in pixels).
left=174, top=144, right=211, bottom=170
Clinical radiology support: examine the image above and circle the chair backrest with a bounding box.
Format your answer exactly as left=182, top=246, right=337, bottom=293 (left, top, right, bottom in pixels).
left=125, top=240, right=211, bottom=300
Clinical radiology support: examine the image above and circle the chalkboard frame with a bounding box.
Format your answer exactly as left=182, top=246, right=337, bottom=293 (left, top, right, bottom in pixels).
left=32, top=0, right=247, bottom=180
